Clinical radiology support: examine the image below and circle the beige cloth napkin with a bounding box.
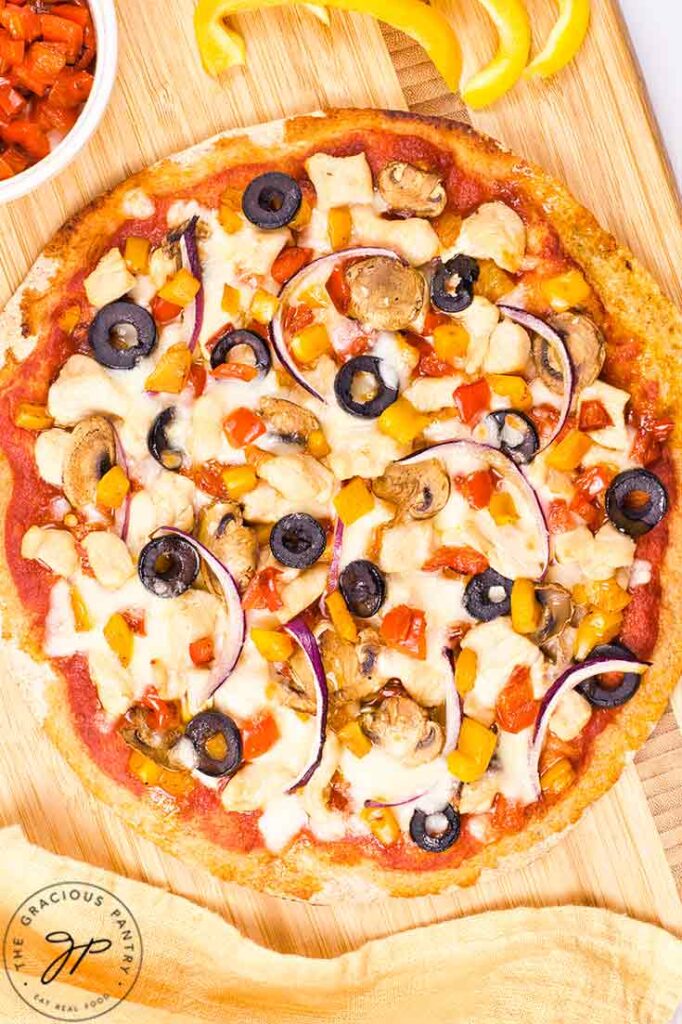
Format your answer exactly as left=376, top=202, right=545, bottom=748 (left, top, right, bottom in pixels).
left=0, top=826, right=680, bottom=1024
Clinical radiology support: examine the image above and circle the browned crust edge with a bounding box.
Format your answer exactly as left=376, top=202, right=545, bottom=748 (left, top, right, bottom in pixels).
left=1, top=107, right=681, bottom=901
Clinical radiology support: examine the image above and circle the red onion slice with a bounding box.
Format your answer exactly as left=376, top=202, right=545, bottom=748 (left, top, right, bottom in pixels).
left=401, top=439, right=550, bottom=579
left=443, top=648, right=462, bottom=755
left=365, top=792, right=429, bottom=810
left=320, top=518, right=345, bottom=617
left=497, top=305, right=574, bottom=453
left=528, top=656, right=649, bottom=796
left=283, top=616, right=329, bottom=792
left=180, top=216, right=204, bottom=354
left=270, top=246, right=401, bottom=401
left=112, top=425, right=131, bottom=543
left=155, top=527, right=246, bottom=708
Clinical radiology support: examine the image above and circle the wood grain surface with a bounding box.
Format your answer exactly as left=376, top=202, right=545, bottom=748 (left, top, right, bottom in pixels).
left=1, top=0, right=681, bottom=958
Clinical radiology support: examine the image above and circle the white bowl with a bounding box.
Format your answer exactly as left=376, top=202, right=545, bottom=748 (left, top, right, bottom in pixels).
left=0, top=0, right=118, bottom=204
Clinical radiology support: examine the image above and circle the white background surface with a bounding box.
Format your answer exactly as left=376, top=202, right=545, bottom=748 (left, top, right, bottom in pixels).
left=619, top=0, right=682, bottom=190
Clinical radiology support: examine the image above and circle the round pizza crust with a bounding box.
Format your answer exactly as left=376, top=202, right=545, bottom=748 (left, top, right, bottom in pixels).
left=1, top=108, right=681, bottom=901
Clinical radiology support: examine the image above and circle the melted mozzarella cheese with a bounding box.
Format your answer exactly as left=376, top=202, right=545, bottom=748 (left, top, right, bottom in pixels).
left=578, top=380, right=631, bottom=450
left=34, top=428, right=71, bottom=487
left=350, top=206, right=440, bottom=265
left=340, top=499, right=394, bottom=567
left=462, top=618, right=546, bottom=709
left=404, top=375, right=462, bottom=412
left=453, top=201, right=526, bottom=272
left=305, top=152, right=374, bottom=209
left=554, top=524, right=635, bottom=581
left=453, top=296, right=500, bottom=375
left=48, top=355, right=130, bottom=425
left=496, top=728, right=538, bottom=805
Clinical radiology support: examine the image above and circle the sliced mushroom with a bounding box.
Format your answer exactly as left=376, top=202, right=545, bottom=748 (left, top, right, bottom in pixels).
left=377, top=161, right=447, bottom=219
left=362, top=694, right=443, bottom=766
left=319, top=626, right=382, bottom=702
left=197, top=501, right=258, bottom=592
left=259, top=397, right=320, bottom=445
left=62, top=416, right=116, bottom=509
left=275, top=652, right=316, bottom=714
left=533, top=313, right=605, bottom=393
left=346, top=256, right=426, bottom=331
left=372, top=458, right=450, bottom=520
left=120, top=704, right=185, bottom=769
left=529, top=583, right=575, bottom=652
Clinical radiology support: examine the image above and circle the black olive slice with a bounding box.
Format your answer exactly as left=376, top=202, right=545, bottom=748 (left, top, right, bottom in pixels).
left=185, top=711, right=243, bottom=778
left=138, top=535, right=200, bottom=598
left=409, top=804, right=460, bottom=852
left=576, top=642, right=642, bottom=708
left=333, top=355, right=399, bottom=419
left=270, top=513, right=327, bottom=569
left=485, top=409, right=540, bottom=465
left=605, top=468, right=668, bottom=538
left=148, top=407, right=184, bottom=472
left=339, top=559, right=386, bottom=618
left=89, top=300, right=157, bottom=369
left=463, top=568, right=513, bottom=622
left=242, top=172, right=302, bottom=230
left=430, top=255, right=479, bottom=314
left=210, top=328, right=272, bottom=378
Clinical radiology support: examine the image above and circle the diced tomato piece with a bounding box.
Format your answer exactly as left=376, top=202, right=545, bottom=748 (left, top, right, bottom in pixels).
left=0, top=80, right=24, bottom=116
left=456, top=468, right=495, bottom=510
left=380, top=604, right=427, bottom=660
left=140, top=690, right=180, bottom=732
left=530, top=403, right=560, bottom=443
left=423, top=545, right=489, bottom=575
left=495, top=665, right=540, bottom=733
left=52, top=5, right=92, bottom=28
left=39, top=15, right=83, bottom=63
left=243, top=567, right=284, bottom=612
left=0, top=6, right=41, bottom=41
left=150, top=294, right=182, bottom=324
left=242, top=711, right=280, bottom=760
left=1, top=118, right=48, bottom=158
left=0, top=30, right=24, bottom=66
left=10, top=61, right=48, bottom=95
left=569, top=489, right=602, bottom=530
left=578, top=399, right=613, bottom=431
left=189, top=635, right=215, bottom=666
left=188, top=362, right=207, bottom=397
left=121, top=609, right=146, bottom=635
left=453, top=378, right=491, bottom=424
left=245, top=318, right=268, bottom=340
left=27, top=40, right=68, bottom=84
left=32, top=96, right=78, bottom=132
left=491, top=794, right=527, bottom=834
left=47, top=67, right=92, bottom=108
left=281, top=302, right=314, bottom=337
left=325, top=264, right=350, bottom=314
left=223, top=407, right=265, bottom=447
left=212, top=362, right=258, bottom=382
left=574, top=464, right=613, bottom=499
left=546, top=499, right=574, bottom=534
left=422, top=307, right=450, bottom=334
left=406, top=332, right=454, bottom=378
left=271, top=245, right=313, bottom=285
left=193, top=460, right=228, bottom=499
left=630, top=409, right=674, bottom=465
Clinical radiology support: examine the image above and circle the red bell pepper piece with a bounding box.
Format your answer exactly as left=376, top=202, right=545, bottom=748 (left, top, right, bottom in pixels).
left=271, top=245, right=313, bottom=285
left=243, top=567, right=284, bottom=612
left=281, top=302, right=313, bottom=337
left=212, top=362, right=258, bottom=382
left=423, top=545, right=489, bottom=576
left=380, top=604, right=427, bottom=660
left=453, top=377, right=491, bottom=424
left=189, top=635, right=215, bottom=666
left=578, top=400, right=613, bottom=432
left=242, top=711, right=280, bottom=760
left=325, top=264, right=351, bottom=314
left=223, top=407, right=265, bottom=447
left=495, top=665, right=540, bottom=733
left=150, top=294, right=182, bottom=324
left=455, top=468, right=495, bottom=510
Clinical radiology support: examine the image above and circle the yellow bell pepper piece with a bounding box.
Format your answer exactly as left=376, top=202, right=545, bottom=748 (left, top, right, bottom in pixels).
left=158, top=268, right=201, bottom=308
left=541, top=269, right=591, bottom=312
left=222, top=464, right=258, bottom=499
left=194, top=0, right=461, bottom=91
left=338, top=720, right=372, bottom=758
left=222, top=283, right=241, bottom=316
left=474, top=260, right=515, bottom=302
left=489, top=490, right=518, bottom=525
left=307, top=429, right=330, bottom=459
left=219, top=206, right=243, bottom=234
left=525, top=0, right=591, bottom=79
left=299, top=283, right=329, bottom=310
left=447, top=717, right=497, bottom=782
left=574, top=609, right=622, bottom=661
left=58, top=305, right=81, bottom=334
left=328, top=206, right=352, bottom=251
left=291, top=323, right=331, bottom=365
left=545, top=429, right=592, bottom=471
left=70, top=586, right=92, bottom=633
left=158, top=768, right=195, bottom=797
left=333, top=477, right=374, bottom=526
left=291, top=197, right=312, bottom=232
left=327, top=589, right=359, bottom=643
left=461, top=0, right=532, bottom=109
left=433, top=210, right=462, bottom=248
left=14, top=403, right=53, bottom=430
left=433, top=322, right=469, bottom=365
left=486, top=374, right=532, bottom=411
left=378, top=396, right=428, bottom=446
left=144, top=343, right=192, bottom=394
left=572, top=577, right=631, bottom=614
left=124, top=236, right=151, bottom=275
left=360, top=805, right=400, bottom=846
left=129, top=749, right=162, bottom=786
left=250, top=288, right=280, bottom=324
left=96, top=466, right=130, bottom=510
left=250, top=627, right=295, bottom=662
left=104, top=612, right=134, bottom=668
left=511, top=577, right=542, bottom=635
left=455, top=648, right=478, bottom=696
left=540, top=757, right=575, bottom=795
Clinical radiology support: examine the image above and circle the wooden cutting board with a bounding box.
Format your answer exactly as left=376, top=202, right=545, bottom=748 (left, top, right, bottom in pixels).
left=1, top=0, right=682, bottom=958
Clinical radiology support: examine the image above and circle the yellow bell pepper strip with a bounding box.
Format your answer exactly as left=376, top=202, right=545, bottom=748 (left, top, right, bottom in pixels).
left=13, top=402, right=53, bottom=430
left=333, top=477, right=374, bottom=526
left=327, top=589, right=359, bottom=643
left=461, top=0, right=531, bottom=109
left=194, top=0, right=461, bottom=91
left=337, top=720, right=372, bottom=758
left=96, top=466, right=130, bottom=510
left=525, top=0, right=590, bottom=79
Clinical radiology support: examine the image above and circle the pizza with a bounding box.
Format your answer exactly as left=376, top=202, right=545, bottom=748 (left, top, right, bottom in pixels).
left=1, top=108, right=680, bottom=901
